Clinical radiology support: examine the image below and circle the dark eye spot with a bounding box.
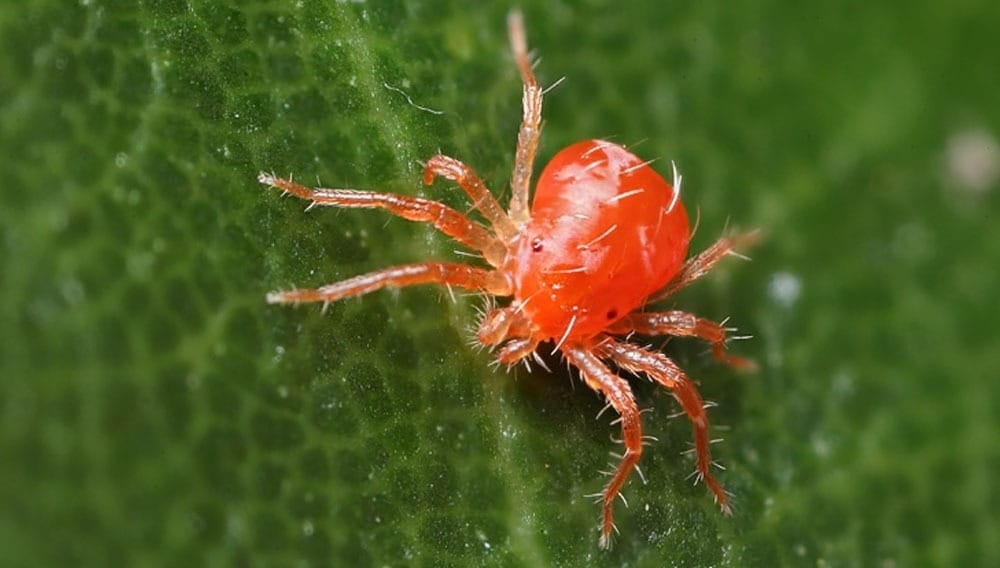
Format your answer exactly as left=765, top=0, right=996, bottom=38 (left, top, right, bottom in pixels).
left=531, top=238, right=544, bottom=252
left=606, top=309, right=618, bottom=320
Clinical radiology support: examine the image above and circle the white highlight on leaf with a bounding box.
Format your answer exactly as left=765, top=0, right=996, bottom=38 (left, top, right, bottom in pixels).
left=945, top=127, right=999, bottom=194
left=768, top=271, right=802, bottom=308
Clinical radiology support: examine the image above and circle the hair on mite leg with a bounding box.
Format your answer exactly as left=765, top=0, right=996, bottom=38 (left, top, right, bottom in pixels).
left=530, top=350, right=552, bottom=373
left=487, top=357, right=504, bottom=373
left=633, top=464, right=648, bottom=485
left=726, top=248, right=753, bottom=262
left=597, top=520, right=621, bottom=551
left=542, top=75, right=567, bottom=95
left=666, top=408, right=687, bottom=420
left=595, top=402, right=614, bottom=421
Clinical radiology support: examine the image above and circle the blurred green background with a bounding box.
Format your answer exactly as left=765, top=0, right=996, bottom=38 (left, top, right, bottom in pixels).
left=2, top=1, right=998, bottom=566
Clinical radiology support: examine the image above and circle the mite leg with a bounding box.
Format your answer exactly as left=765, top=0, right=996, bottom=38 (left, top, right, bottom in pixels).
left=476, top=306, right=540, bottom=365
left=562, top=344, right=644, bottom=550
left=608, top=311, right=756, bottom=371
left=495, top=338, right=540, bottom=366
left=477, top=305, right=532, bottom=346
left=258, top=173, right=506, bottom=266
left=595, top=337, right=731, bottom=515
left=650, top=231, right=759, bottom=301
left=506, top=9, right=542, bottom=226
left=422, top=155, right=517, bottom=242
left=267, top=262, right=511, bottom=305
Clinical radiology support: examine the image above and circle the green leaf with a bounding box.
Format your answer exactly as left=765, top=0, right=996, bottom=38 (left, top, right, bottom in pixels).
left=3, top=1, right=999, bottom=566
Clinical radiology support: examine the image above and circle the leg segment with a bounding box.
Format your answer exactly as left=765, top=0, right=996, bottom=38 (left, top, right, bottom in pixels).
left=562, top=343, right=643, bottom=549
left=267, top=262, right=510, bottom=305
left=476, top=305, right=539, bottom=366
left=594, top=337, right=731, bottom=514
left=650, top=231, right=759, bottom=301
left=507, top=9, right=542, bottom=227
left=476, top=305, right=532, bottom=346
left=259, top=172, right=506, bottom=265
left=423, top=155, right=517, bottom=243
left=608, top=310, right=757, bottom=371
left=495, top=337, right=540, bottom=366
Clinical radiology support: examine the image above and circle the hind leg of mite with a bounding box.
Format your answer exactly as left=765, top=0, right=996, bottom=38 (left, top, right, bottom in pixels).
left=562, top=344, right=644, bottom=549
left=596, top=337, right=730, bottom=512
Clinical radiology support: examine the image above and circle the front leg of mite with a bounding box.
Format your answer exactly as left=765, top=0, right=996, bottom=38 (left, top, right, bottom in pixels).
left=266, top=263, right=511, bottom=306
left=562, top=344, right=644, bottom=550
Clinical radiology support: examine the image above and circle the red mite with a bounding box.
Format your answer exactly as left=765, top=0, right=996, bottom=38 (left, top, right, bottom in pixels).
left=260, top=11, right=755, bottom=549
